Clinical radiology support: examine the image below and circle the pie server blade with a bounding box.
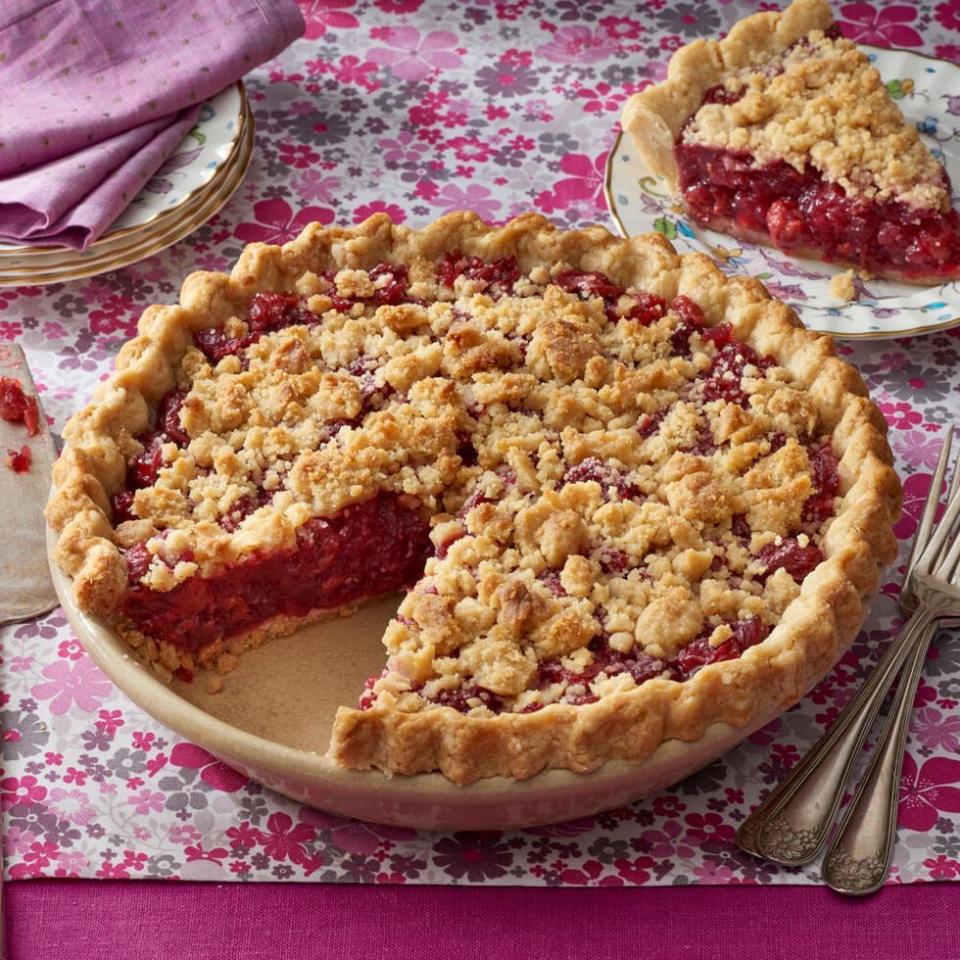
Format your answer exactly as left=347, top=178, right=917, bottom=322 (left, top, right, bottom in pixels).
left=0, top=343, right=58, bottom=625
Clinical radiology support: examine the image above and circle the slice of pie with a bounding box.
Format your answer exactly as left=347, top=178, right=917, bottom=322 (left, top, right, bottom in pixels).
left=621, top=0, right=960, bottom=284
left=47, top=212, right=900, bottom=784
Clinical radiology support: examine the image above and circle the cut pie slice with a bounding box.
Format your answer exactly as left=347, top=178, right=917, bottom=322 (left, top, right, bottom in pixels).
left=621, top=0, right=960, bottom=284
left=46, top=213, right=901, bottom=784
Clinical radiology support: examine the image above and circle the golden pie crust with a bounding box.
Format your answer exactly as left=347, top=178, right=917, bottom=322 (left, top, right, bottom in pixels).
left=46, top=212, right=901, bottom=784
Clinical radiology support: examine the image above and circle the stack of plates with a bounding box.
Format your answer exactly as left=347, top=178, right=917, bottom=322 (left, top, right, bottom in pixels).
left=0, top=83, right=253, bottom=287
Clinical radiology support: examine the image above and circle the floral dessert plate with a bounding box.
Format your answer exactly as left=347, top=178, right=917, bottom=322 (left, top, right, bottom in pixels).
left=606, top=47, right=960, bottom=341
left=0, top=82, right=246, bottom=270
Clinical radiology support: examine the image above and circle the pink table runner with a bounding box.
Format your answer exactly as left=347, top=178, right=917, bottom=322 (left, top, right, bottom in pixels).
left=0, top=0, right=303, bottom=249
left=10, top=882, right=960, bottom=960
left=3, top=0, right=960, bottom=890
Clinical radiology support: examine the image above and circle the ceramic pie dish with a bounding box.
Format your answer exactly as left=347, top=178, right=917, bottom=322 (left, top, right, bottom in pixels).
left=47, top=539, right=883, bottom=830
left=49, top=545, right=815, bottom=830
left=46, top=212, right=901, bottom=821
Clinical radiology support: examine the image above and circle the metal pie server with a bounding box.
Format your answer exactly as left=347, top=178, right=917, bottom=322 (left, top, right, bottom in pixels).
left=0, top=343, right=58, bottom=625
left=0, top=343, right=58, bottom=960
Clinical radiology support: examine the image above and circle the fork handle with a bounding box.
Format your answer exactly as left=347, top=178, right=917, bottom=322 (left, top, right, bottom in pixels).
left=822, top=619, right=949, bottom=895
left=736, top=605, right=932, bottom=866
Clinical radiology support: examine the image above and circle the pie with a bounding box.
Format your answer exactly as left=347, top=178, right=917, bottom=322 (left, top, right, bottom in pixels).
left=620, top=0, right=960, bottom=284
left=46, top=212, right=901, bottom=784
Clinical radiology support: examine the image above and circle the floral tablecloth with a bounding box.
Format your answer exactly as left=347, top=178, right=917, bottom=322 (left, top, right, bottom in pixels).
left=3, top=0, right=960, bottom=887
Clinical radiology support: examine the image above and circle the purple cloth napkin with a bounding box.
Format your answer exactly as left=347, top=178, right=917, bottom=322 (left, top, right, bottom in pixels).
left=0, top=0, right=304, bottom=249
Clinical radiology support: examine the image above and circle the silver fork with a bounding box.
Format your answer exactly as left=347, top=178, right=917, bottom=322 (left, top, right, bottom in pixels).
left=823, top=439, right=960, bottom=894
left=736, top=427, right=960, bottom=869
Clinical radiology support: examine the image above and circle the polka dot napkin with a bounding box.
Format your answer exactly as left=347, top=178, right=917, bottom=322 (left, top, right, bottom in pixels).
left=0, top=0, right=304, bottom=249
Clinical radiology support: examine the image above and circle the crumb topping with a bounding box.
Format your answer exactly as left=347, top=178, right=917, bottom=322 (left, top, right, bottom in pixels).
left=829, top=269, right=858, bottom=302
left=683, top=32, right=946, bottom=210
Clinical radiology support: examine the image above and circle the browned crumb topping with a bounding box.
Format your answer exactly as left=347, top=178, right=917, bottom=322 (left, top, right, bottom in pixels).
left=683, top=33, right=946, bottom=210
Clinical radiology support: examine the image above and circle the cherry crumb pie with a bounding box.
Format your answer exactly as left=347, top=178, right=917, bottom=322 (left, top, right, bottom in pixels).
left=47, top=213, right=900, bottom=784
left=621, top=0, right=960, bottom=284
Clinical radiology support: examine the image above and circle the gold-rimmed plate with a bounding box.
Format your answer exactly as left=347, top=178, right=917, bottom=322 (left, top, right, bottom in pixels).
left=0, top=82, right=247, bottom=266
left=0, top=106, right=253, bottom=287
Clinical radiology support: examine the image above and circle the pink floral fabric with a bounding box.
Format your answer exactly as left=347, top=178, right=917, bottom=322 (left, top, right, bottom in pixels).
left=2, top=0, right=960, bottom=886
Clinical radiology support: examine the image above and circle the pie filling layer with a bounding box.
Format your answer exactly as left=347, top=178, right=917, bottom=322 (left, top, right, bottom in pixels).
left=110, top=253, right=841, bottom=715
left=120, top=493, right=430, bottom=652
left=676, top=136, right=960, bottom=279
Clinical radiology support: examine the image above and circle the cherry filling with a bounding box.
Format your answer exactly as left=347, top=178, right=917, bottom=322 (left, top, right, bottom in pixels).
left=562, top=457, right=637, bottom=501
left=398, top=615, right=771, bottom=716
left=803, top=441, right=840, bottom=522
left=114, top=257, right=837, bottom=709
left=437, top=251, right=520, bottom=292
left=672, top=616, right=768, bottom=678
left=195, top=292, right=315, bottom=363
left=193, top=266, right=412, bottom=363
left=121, top=493, right=431, bottom=651
left=0, top=377, right=39, bottom=436
left=6, top=444, right=32, bottom=473
left=675, top=139, right=960, bottom=279
left=553, top=269, right=668, bottom=325
left=757, top=537, right=823, bottom=582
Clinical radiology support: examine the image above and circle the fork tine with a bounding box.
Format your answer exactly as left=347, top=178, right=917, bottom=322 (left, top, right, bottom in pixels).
left=949, top=436, right=960, bottom=502
left=918, top=481, right=960, bottom=576
left=939, top=509, right=960, bottom=584
left=907, top=426, right=954, bottom=576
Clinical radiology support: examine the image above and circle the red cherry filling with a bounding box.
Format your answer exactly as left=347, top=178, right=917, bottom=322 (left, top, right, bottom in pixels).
left=731, top=512, right=751, bottom=540
left=637, top=410, right=664, bottom=438
left=111, top=490, right=136, bottom=523
left=0, top=377, right=39, bottom=436
left=623, top=293, right=668, bottom=325
left=700, top=83, right=745, bottom=107
left=537, top=570, right=567, bottom=597
left=675, top=139, right=960, bottom=279
left=367, top=262, right=410, bottom=305
left=673, top=617, right=768, bottom=679
left=195, top=292, right=314, bottom=362
left=756, top=537, right=824, bottom=582
left=194, top=268, right=413, bottom=363
left=423, top=616, right=770, bottom=715
left=437, top=252, right=519, bottom=292
left=430, top=684, right=503, bottom=713
left=194, top=327, right=256, bottom=363
left=128, top=433, right=166, bottom=489
left=121, top=492, right=431, bottom=651
left=701, top=339, right=774, bottom=407
left=6, top=444, right=32, bottom=473
left=669, top=294, right=708, bottom=357
left=802, top=441, right=840, bottom=521
left=554, top=269, right=669, bottom=325
left=562, top=457, right=636, bottom=501
left=123, top=541, right=153, bottom=584
left=157, top=390, right=189, bottom=446
left=553, top=269, right=622, bottom=301
left=247, top=292, right=310, bottom=334
left=598, top=547, right=632, bottom=575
